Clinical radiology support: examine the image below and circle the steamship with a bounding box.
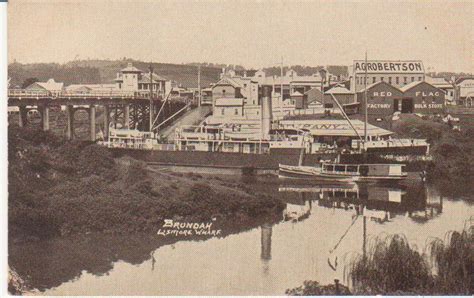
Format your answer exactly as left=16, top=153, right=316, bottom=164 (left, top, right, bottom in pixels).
left=102, top=86, right=430, bottom=171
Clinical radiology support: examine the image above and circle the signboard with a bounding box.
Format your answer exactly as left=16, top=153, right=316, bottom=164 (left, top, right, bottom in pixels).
left=354, top=60, right=424, bottom=74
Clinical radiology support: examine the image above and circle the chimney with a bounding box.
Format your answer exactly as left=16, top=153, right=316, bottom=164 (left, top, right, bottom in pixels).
left=261, top=85, right=273, bottom=140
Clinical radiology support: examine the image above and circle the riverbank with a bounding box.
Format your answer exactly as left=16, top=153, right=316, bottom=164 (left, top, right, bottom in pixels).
left=8, top=127, right=285, bottom=241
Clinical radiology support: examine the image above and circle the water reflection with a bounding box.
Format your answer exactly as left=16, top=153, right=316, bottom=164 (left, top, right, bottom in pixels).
left=279, top=182, right=443, bottom=224
left=9, top=178, right=467, bottom=295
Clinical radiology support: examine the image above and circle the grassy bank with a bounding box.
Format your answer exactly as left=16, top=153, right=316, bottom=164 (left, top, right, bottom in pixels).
left=8, top=127, right=285, bottom=239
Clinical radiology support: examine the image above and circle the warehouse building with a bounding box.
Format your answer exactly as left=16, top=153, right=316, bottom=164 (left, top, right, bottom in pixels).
left=399, top=81, right=445, bottom=114
left=350, top=60, right=425, bottom=92
left=357, top=80, right=445, bottom=125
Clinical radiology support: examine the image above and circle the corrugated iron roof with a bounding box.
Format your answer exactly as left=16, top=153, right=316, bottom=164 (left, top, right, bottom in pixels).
left=28, top=78, right=64, bottom=91
left=326, top=86, right=353, bottom=95
left=280, top=119, right=393, bottom=137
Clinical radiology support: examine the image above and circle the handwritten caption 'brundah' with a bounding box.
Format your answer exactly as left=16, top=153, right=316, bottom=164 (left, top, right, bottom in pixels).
left=157, top=219, right=222, bottom=237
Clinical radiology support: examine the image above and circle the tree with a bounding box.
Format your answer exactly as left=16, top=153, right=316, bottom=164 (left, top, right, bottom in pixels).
left=21, top=77, right=39, bottom=89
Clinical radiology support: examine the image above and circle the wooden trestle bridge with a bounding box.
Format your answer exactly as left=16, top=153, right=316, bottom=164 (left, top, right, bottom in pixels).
left=7, top=89, right=191, bottom=141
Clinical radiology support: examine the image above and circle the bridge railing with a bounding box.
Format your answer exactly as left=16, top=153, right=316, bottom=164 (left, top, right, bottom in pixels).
left=61, top=90, right=137, bottom=98
left=8, top=89, right=168, bottom=99
left=8, top=89, right=52, bottom=97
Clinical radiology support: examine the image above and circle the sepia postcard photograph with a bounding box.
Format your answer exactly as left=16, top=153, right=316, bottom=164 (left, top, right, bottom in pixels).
left=3, top=0, right=474, bottom=296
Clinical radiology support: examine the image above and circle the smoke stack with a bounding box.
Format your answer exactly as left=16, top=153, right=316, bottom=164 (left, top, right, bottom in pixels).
left=261, top=85, right=273, bottom=140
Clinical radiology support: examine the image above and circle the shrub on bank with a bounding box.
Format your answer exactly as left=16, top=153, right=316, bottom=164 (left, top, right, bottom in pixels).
left=286, top=280, right=351, bottom=295
left=392, top=116, right=474, bottom=191
left=345, top=222, right=473, bottom=295
left=347, top=234, right=432, bottom=294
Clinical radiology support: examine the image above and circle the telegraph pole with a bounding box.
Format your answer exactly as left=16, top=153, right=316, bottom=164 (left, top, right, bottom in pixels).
left=149, top=64, right=154, bottom=132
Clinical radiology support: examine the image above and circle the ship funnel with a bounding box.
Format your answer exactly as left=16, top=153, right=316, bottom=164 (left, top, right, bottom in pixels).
left=261, top=85, right=273, bottom=139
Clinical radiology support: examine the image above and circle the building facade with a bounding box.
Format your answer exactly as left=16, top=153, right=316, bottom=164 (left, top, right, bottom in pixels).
left=455, top=77, right=474, bottom=106
left=211, top=70, right=260, bottom=121
left=400, top=81, right=445, bottom=114
left=357, top=81, right=445, bottom=124
left=114, top=63, right=170, bottom=98
left=350, top=60, right=425, bottom=92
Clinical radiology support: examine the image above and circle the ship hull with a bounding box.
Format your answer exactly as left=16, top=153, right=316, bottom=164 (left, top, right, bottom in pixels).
left=109, top=148, right=336, bottom=170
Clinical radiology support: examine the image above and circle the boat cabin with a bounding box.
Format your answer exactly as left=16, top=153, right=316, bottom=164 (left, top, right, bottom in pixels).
left=175, top=125, right=312, bottom=154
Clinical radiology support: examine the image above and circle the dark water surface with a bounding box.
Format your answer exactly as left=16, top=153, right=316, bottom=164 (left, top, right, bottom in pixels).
left=9, top=176, right=474, bottom=295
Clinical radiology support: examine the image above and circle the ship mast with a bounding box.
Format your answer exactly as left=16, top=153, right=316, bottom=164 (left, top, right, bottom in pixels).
left=198, top=64, right=201, bottom=107
left=364, top=51, right=368, bottom=150
left=149, top=63, right=154, bottom=132
left=281, top=56, right=284, bottom=116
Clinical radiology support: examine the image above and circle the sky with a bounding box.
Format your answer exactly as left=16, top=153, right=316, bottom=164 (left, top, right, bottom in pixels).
left=7, top=0, right=474, bottom=73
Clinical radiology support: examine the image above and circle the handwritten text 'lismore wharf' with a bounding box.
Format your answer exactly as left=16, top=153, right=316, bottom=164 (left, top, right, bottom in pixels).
left=157, top=219, right=222, bottom=237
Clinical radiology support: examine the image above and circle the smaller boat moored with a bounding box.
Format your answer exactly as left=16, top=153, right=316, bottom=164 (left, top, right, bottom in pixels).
left=279, top=162, right=407, bottom=182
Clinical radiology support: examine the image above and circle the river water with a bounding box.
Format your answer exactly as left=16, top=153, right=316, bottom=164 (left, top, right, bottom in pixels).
left=9, top=176, right=474, bottom=296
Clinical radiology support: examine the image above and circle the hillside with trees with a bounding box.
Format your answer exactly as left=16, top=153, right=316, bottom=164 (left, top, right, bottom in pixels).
left=8, top=59, right=223, bottom=89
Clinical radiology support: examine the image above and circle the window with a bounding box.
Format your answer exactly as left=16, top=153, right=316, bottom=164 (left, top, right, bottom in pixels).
left=356, top=77, right=359, bottom=84
left=221, top=108, right=225, bottom=115
left=396, top=77, right=399, bottom=84
left=404, top=77, right=408, bottom=83
left=118, top=83, right=122, bottom=89
left=381, top=77, right=384, bottom=82
left=388, top=77, right=392, bottom=84
left=234, top=109, right=239, bottom=115
left=222, top=90, right=226, bottom=95
left=411, top=77, right=415, bottom=82
left=419, top=77, right=422, bottom=81
left=243, top=84, right=247, bottom=87
left=372, top=77, right=376, bottom=84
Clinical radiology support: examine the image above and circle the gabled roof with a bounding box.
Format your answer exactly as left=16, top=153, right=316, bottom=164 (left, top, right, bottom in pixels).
left=121, top=63, right=142, bottom=73
left=400, top=80, right=443, bottom=93
left=138, top=73, right=168, bottom=83
left=213, top=77, right=242, bottom=88
left=399, top=81, right=424, bottom=92
left=290, top=91, right=303, bottom=97
left=326, top=86, right=353, bottom=95
left=27, top=79, right=64, bottom=91
left=357, top=81, right=402, bottom=93
left=455, top=77, right=474, bottom=85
